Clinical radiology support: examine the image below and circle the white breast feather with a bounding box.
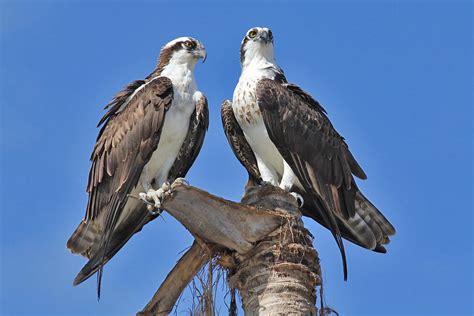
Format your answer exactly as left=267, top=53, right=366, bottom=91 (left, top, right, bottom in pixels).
left=232, top=62, right=286, bottom=180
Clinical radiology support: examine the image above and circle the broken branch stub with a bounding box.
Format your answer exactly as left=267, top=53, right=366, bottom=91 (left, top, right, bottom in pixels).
left=159, top=182, right=287, bottom=254
left=138, top=181, right=322, bottom=315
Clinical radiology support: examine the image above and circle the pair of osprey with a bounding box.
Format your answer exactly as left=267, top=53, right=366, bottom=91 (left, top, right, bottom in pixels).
left=67, top=27, right=395, bottom=291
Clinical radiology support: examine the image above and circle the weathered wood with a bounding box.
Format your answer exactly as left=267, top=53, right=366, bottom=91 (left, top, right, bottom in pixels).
left=228, top=185, right=322, bottom=315
left=157, top=181, right=286, bottom=254
left=138, top=181, right=322, bottom=315
left=137, top=241, right=208, bottom=316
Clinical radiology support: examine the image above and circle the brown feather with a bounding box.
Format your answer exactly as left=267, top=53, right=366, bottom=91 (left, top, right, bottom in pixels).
left=68, top=77, right=173, bottom=289
left=223, top=78, right=394, bottom=256
left=256, top=78, right=394, bottom=280
left=168, top=94, right=209, bottom=180
left=221, top=100, right=261, bottom=182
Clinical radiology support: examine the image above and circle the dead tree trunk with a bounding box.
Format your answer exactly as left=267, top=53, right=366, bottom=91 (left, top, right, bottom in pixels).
left=228, top=186, right=321, bottom=315
left=137, top=180, right=322, bottom=316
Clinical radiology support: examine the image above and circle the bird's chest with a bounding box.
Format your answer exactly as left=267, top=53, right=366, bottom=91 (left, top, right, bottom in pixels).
left=232, top=77, right=263, bottom=127
left=142, top=82, right=196, bottom=185
left=172, top=78, right=196, bottom=115
left=160, top=81, right=195, bottom=141
left=232, top=74, right=286, bottom=174
left=158, top=80, right=196, bottom=149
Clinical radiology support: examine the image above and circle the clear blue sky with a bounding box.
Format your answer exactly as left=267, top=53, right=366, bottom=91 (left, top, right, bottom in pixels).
left=1, top=1, right=472, bottom=315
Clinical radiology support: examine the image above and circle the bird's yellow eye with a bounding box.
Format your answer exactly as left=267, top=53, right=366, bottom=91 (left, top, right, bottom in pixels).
left=248, top=30, right=257, bottom=38
left=184, top=41, right=193, bottom=48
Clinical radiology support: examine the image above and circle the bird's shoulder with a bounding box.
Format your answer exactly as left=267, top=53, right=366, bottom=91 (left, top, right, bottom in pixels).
left=87, top=76, right=173, bottom=192
left=97, top=76, right=173, bottom=129
left=256, top=78, right=346, bottom=151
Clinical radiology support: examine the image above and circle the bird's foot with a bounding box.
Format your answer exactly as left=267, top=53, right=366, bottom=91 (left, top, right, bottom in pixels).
left=290, top=192, right=304, bottom=208
left=139, top=187, right=166, bottom=215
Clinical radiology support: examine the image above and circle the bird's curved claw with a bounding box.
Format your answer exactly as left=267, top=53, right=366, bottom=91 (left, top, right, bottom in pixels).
left=172, top=177, right=189, bottom=187
left=146, top=205, right=161, bottom=216
left=290, top=192, right=304, bottom=208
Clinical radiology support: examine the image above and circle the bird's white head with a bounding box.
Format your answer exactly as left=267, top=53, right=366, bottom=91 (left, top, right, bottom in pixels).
left=240, top=27, right=275, bottom=68
left=155, top=37, right=206, bottom=75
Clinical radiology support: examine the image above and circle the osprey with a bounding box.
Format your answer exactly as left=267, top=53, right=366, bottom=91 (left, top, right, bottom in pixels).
left=67, top=37, right=208, bottom=294
left=221, top=27, right=395, bottom=279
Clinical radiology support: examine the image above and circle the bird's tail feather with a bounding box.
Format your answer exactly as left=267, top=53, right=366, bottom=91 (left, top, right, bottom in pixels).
left=67, top=220, right=98, bottom=259
left=72, top=205, right=159, bottom=287
left=299, top=190, right=395, bottom=253
left=353, top=192, right=396, bottom=248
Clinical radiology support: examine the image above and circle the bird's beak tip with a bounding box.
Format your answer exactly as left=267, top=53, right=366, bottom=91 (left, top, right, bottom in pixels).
left=200, top=48, right=207, bottom=63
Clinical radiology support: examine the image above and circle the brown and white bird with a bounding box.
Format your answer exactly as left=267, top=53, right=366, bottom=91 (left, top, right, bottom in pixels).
left=221, top=27, right=395, bottom=280
left=67, top=37, right=208, bottom=295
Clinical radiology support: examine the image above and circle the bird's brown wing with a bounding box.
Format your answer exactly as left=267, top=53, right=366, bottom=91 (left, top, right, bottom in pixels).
left=67, top=77, right=173, bottom=291
left=256, top=78, right=395, bottom=280
left=168, top=93, right=209, bottom=181
left=221, top=100, right=261, bottom=186
left=280, top=83, right=395, bottom=251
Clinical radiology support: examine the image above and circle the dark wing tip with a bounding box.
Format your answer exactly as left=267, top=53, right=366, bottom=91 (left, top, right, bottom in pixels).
left=73, top=260, right=99, bottom=286
left=340, top=236, right=348, bottom=281
left=355, top=167, right=368, bottom=180
left=73, top=264, right=93, bottom=286
left=373, top=245, right=387, bottom=253
left=344, top=149, right=367, bottom=180
left=73, top=272, right=85, bottom=286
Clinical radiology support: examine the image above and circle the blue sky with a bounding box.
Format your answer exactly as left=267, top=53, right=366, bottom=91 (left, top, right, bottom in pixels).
left=1, top=1, right=472, bottom=315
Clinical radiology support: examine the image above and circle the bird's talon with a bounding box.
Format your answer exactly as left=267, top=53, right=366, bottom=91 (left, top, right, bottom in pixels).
left=138, top=192, right=155, bottom=206
left=161, top=181, right=171, bottom=192
left=139, top=188, right=166, bottom=210
left=290, top=192, right=304, bottom=207
left=146, top=204, right=160, bottom=216
left=173, top=177, right=189, bottom=186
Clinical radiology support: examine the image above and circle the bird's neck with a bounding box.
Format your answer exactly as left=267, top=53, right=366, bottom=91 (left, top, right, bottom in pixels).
left=242, top=42, right=276, bottom=67
left=242, top=52, right=276, bottom=70
left=161, top=60, right=196, bottom=84
left=241, top=55, right=279, bottom=82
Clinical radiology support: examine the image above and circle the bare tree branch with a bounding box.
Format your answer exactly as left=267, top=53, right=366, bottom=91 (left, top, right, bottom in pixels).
left=156, top=182, right=287, bottom=253
left=137, top=241, right=208, bottom=316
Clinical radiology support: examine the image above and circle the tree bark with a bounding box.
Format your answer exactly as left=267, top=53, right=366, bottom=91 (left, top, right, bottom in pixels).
left=137, top=181, right=322, bottom=315
left=228, top=186, right=321, bottom=316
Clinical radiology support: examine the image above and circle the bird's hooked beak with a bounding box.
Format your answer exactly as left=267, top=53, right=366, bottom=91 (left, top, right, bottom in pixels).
left=194, top=43, right=207, bottom=63
left=256, top=30, right=270, bottom=44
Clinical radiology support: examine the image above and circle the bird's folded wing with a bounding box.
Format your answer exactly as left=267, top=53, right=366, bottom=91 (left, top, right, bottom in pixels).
left=256, top=78, right=372, bottom=279
left=221, top=100, right=261, bottom=182
left=168, top=93, right=209, bottom=180
left=67, top=76, right=174, bottom=288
